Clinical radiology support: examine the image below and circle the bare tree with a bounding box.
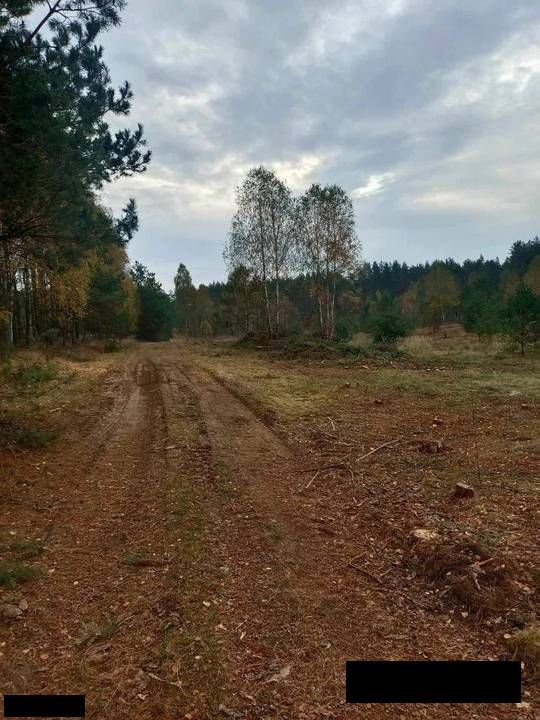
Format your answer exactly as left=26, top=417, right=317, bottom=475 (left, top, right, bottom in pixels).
left=295, top=184, right=360, bottom=339
left=224, top=167, right=292, bottom=336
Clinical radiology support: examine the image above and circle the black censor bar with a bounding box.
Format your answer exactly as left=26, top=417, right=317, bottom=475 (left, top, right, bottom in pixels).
left=346, top=660, right=521, bottom=703
left=3, top=694, right=85, bottom=718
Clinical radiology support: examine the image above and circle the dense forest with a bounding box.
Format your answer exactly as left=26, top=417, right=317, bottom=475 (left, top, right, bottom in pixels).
left=178, top=238, right=540, bottom=344
left=0, top=0, right=173, bottom=354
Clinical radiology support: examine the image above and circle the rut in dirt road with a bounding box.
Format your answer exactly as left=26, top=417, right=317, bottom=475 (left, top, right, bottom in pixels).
left=160, top=344, right=521, bottom=720
left=1, top=353, right=223, bottom=719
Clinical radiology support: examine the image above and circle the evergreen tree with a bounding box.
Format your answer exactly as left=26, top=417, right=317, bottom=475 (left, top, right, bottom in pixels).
left=504, top=282, right=540, bottom=355
left=174, top=263, right=195, bottom=334
left=463, top=275, right=502, bottom=339
left=86, top=264, right=137, bottom=340
left=131, top=263, right=174, bottom=342
left=0, top=0, right=150, bottom=348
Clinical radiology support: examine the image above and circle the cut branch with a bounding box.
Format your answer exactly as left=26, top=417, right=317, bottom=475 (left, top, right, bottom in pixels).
left=356, top=438, right=402, bottom=462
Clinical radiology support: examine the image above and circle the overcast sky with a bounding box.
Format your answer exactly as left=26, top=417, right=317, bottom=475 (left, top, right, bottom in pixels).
left=101, top=0, right=540, bottom=289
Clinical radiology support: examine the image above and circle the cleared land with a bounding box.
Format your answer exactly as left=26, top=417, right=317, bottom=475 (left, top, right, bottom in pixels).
left=0, top=338, right=538, bottom=719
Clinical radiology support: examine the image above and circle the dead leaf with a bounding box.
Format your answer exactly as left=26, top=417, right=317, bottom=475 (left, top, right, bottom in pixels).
left=267, top=664, right=291, bottom=682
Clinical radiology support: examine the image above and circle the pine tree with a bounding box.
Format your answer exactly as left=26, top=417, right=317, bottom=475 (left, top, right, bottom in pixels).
left=131, top=263, right=174, bottom=342
left=0, top=0, right=151, bottom=349
left=504, top=283, right=540, bottom=355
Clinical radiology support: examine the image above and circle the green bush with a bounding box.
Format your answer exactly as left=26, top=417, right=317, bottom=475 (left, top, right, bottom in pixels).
left=0, top=418, right=58, bottom=449
left=334, top=319, right=353, bottom=341
left=368, top=310, right=409, bottom=344
left=0, top=561, right=40, bottom=588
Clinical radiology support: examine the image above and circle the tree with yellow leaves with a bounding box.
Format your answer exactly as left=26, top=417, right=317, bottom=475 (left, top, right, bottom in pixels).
left=523, top=255, right=540, bottom=295
left=422, top=263, right=460, bottom=329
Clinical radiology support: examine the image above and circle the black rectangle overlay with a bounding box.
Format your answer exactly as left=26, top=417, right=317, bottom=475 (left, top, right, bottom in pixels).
left=3, top=694, right=85, bottom=717
left=346, top=661, right=521, bottom=703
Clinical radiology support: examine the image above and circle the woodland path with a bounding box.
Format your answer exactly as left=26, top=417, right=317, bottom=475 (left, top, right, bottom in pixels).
left=0, top=342, right=529, bottom=719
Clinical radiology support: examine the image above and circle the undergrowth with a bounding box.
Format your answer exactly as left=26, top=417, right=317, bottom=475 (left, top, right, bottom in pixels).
left=236, top=333, right=407, bottom=363
left=0, top=417, right=58, bottom=449
left=1, top=360, right=59, bottom=385
left=7, top=540, right=44, bottom=559
left=0, top=561, right=40, bottom=588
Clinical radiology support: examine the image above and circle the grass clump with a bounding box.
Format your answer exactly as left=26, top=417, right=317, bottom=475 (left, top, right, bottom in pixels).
left=123, top=550, right=149, bottom=566
left=368, top=342, right=408, bottom=362
left=76, top=619, right=119, bottom=646
left=7, top=361, right=59, bottom=385
left=507, top=624, right=540, bottom=678
left=0, top=561, right=40, bottom=588
left=123, top=550, right=167, bottom=567
left=9, top=540, right=44, bottom=559
left=13, top=428, right=58, bottom=449
left=0, top=418, right=59, bottom=450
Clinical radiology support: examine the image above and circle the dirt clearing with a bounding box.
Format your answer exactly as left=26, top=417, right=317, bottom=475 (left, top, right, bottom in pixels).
left=1, top=340, right=538, bottom=718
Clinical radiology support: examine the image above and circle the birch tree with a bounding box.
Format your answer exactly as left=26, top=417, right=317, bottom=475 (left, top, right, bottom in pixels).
left=224, top=167, right=292, bottom=336
left=422, top=263, right=460, bottom=329
left=295, top=184, right=359, bottom=339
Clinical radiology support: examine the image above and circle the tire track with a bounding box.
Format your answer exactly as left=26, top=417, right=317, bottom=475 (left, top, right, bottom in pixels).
left=2, top=344, right=528, bottom=720
left=1, top=355, right=190, bottom=719
left=163, top=342, right=526, bottom=720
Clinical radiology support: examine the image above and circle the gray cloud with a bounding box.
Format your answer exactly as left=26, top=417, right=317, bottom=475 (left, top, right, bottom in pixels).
left=101, top=0, right=540, bottom=288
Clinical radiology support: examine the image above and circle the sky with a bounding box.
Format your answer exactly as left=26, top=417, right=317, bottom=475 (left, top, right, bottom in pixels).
left=101, top=0, right=540, bottom=289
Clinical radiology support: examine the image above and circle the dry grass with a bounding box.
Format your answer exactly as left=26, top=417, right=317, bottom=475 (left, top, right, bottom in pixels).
left=191, top=337, right=540, bottom=415
left=0, top=347, right=124, bottom=451
left=183, top=338, right=538, bottom=628
left=399, top=327, right=540, bottom=368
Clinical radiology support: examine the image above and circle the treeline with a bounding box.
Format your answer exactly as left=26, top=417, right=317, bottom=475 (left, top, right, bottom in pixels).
left=0, top=0, right=172, bottom=351
left=174, top=165, right=540, bottom=352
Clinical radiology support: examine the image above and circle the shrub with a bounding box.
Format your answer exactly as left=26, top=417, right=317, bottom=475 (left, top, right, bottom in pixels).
left=103, top=339, right=121, bottom=353
left=334, top=319, right=353, bottom=341
left=503, top=282, right=540, bottom=355
left=10, top=361, right=59, bottom=385
left=368, top=310, right=409, bottom=344
left=0, top=562, right=40, bottom=588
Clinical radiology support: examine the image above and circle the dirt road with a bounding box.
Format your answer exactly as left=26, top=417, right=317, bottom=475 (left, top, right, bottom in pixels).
left=0, top=342, right=534, bottom=718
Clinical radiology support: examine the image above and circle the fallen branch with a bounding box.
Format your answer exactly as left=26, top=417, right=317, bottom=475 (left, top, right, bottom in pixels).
left=146, top=672, right=184, bottom=691
left=300, top=462, right=348, bottom=474
left=356, top=438, right=402, bottom=462
left=124, top=557, right=169, bottom=567
left=347, top=561, right=385, bottom=586
left=304, top=470, right=320, bottom=490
